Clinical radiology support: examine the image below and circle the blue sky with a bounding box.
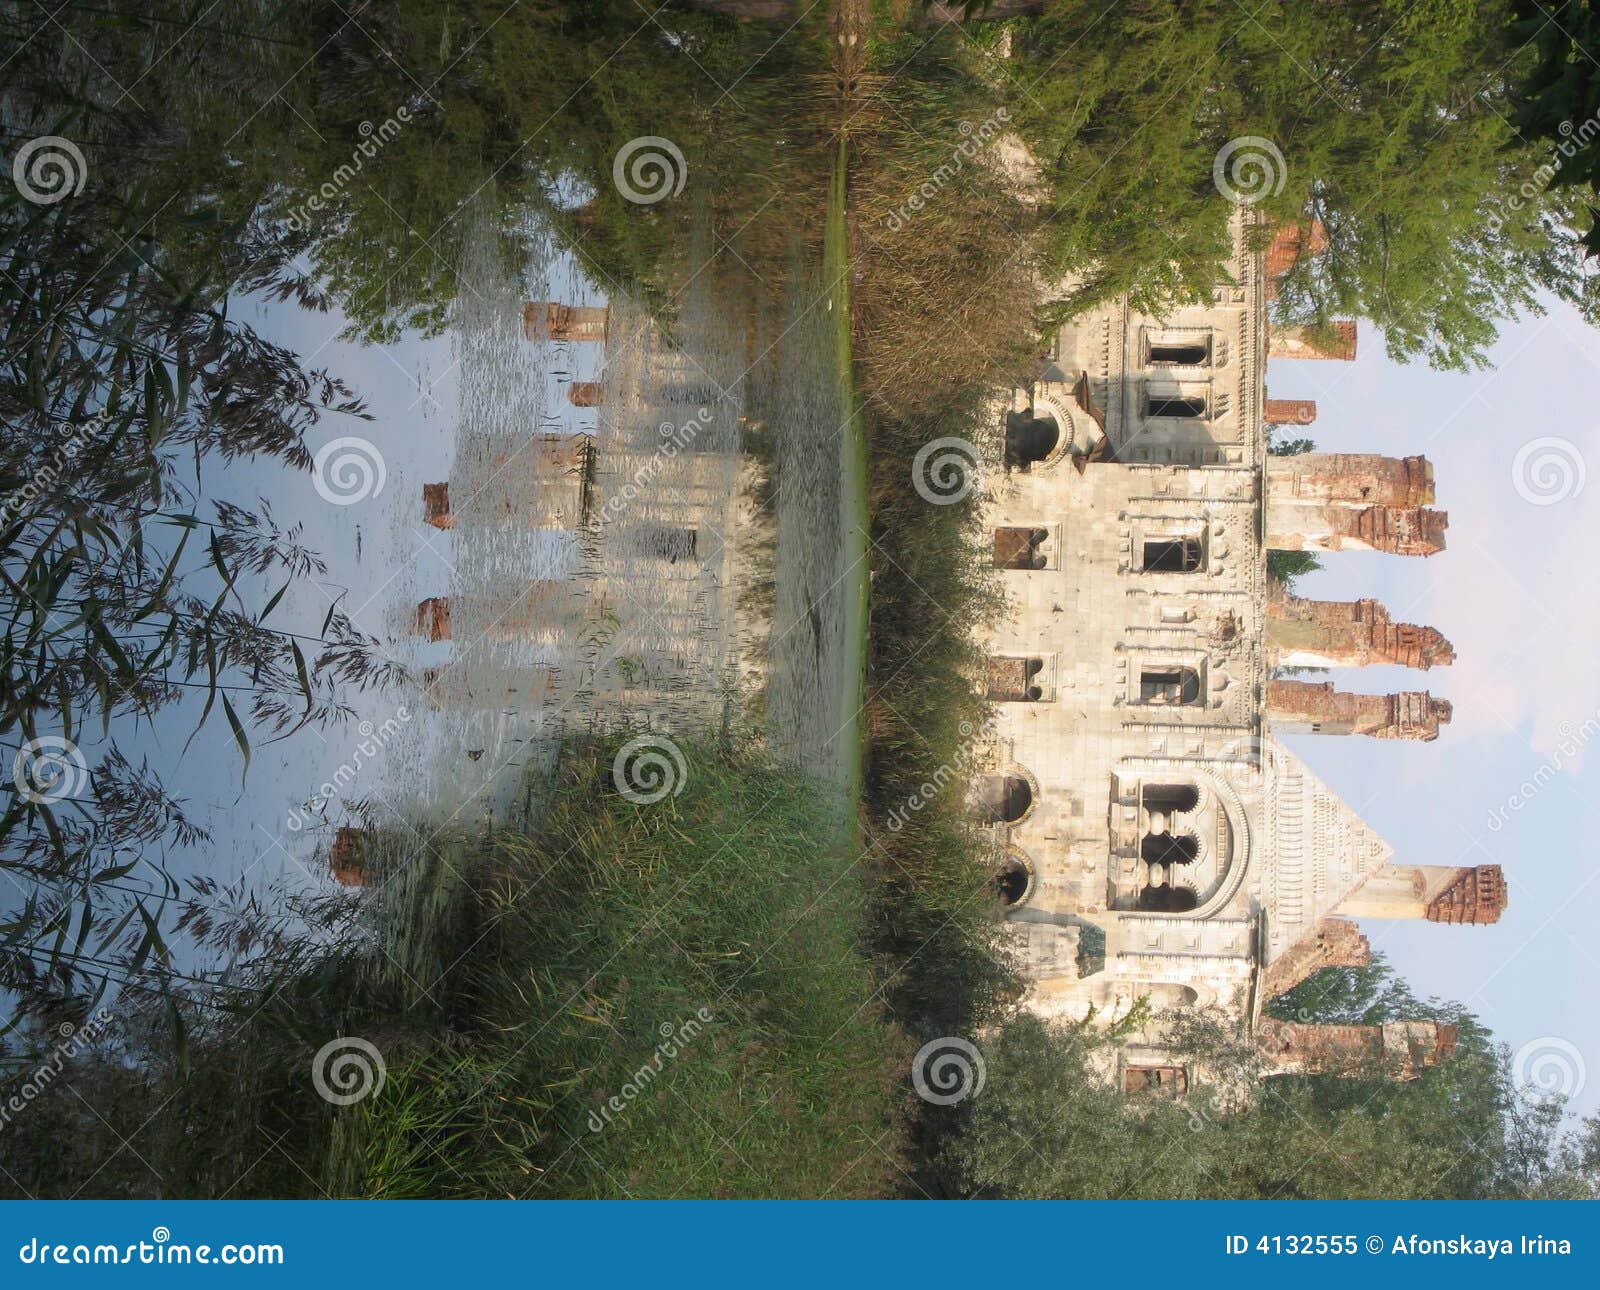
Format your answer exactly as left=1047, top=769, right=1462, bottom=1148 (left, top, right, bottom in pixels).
left=1273, top=294, right=1599, bottom=1113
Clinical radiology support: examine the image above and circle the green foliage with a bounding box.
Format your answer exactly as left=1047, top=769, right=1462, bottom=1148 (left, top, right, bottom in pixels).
left=0, top=3, right=402, bottom=1025
left=1509, top=0, right=1600, bottom=254
left=941, top=958, right=1600, bottom=1199
left=1012, top=0, right=1600, bottom=368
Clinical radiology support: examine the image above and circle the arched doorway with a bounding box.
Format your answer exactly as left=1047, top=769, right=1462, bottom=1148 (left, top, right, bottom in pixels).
left=993, top=850, right=1034, bottom=908
left=1005, top=410, right=1060, bottom=470
left=976, top=773, right=1033, bottom=824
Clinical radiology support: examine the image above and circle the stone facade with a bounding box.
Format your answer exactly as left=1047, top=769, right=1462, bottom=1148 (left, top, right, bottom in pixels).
left=976, top=209, right=1497, bottom=1088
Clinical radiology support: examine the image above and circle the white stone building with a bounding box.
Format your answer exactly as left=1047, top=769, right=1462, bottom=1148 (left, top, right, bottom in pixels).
left=976, top=211, right=1502, bottom=1090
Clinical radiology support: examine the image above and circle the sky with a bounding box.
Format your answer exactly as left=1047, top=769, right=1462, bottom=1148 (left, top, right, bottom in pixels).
left=1272, top=293, right=1599, bottom=1114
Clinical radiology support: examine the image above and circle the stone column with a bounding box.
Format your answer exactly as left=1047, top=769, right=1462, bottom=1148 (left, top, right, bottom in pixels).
left=1266, top=593, right=1454, bottom=669
left=1265, top=503, right=1448, bottom=555
left=329, top=826, right=369, bottom=887
left=1261, top=919, right=1372, bottom=998
left=422, top=482, right=452, bottom=530
left=1267, top=454, right=1434, bottom=507
left=1267, top=680, right=1452, bottom=740
left=1333, top=864, right=1507, bottom=925
left=1263, top=220, right=1329, bottom=298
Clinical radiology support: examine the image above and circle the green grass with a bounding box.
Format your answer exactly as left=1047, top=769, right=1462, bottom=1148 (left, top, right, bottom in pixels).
left=0, top=737, right=910, bottom=1200
left=829, top=131, right=871, bottom=808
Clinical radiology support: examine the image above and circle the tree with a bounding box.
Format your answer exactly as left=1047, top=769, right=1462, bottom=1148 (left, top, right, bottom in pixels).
left=1508, top=0, right=1600, bottom=253
left=1008, top=0, right=1600, bottom=369
left=1, top=3, right=399, bottom=1027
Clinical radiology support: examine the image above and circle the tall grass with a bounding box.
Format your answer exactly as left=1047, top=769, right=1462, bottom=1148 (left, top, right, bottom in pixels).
left=0, top=738, right=910, bottom=1199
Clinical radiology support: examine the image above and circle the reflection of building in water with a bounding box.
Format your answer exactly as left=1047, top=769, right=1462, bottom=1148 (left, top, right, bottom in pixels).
left=977, top=211, right=1500, bottom=1092
left=412, top=294, right=750, bottom=750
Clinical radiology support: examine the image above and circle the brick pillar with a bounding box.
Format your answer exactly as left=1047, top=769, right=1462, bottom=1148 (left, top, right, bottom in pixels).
left=1265, top=503, right=1448, bottom=555
left=1267, top=454, right=1434, bottom=507
left=1257, top=1018, right=1456, bottom=1080
left=567, top=381, right=604, bottom=407
left=1262, top=919, right=1372, bottom=998
left=1334, top=865, right=1507, bottom=925
left=415, top=597, right=451, bottom=642
left=1266, top=593, right=1454, bottom=669
left=1267, top=680, right=1452, bottom=740
left=422, top=482, right=452, bottom=530
left=1268, top=320, right=1357, bottom=361
left=412, top=584, right=571, bottom=645
left=329, top=826, right=369, bottom=887
left=1263, top=220, right=1329, bottom=300
left=523, top=301, right=609, bottom=343
left=1264, top=397, right=1317, bottom=425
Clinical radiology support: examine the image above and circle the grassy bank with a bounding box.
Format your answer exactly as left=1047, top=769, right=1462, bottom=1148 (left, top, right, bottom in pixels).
left=0, top=738, right=910, bottom=1199
left=831, top=132, right=871, bottom=805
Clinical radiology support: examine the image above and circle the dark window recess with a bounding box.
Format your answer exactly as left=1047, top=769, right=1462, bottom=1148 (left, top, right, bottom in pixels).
left=1143, top=538, right=1202, bottom=572
left=1147, top=394, right=1207, bottom=418
left=1124, top=1065, right=1189, bottom=1096
left=1148, top=339, right=1210, bottom=366
left=986, top=656, right=1046, bottom=702
left=1142, top=784, right=1199, bottom=816
left=1139, top=668, right=1201, bottom=705
left=1140, top=833, right=1199, bottom=866
left=1004, top=411, right=1060, bottom=470
left=994, top=527, right=1050, bottom=570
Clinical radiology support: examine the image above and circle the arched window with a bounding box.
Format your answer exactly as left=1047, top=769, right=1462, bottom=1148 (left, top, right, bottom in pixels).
left=1142, top=784, right=1199, bottom=816
left=1004, top=411, right=1060, bottom=470
left=993, top=852, right=1033, bottom=908
left=1136, top=885, right=1199, bottom=913
left=976, top=773, right=1033, bottom=824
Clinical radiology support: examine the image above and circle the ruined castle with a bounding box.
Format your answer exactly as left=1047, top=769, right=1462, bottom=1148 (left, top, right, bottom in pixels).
left=978, top=210, right=1501, bottom=1089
